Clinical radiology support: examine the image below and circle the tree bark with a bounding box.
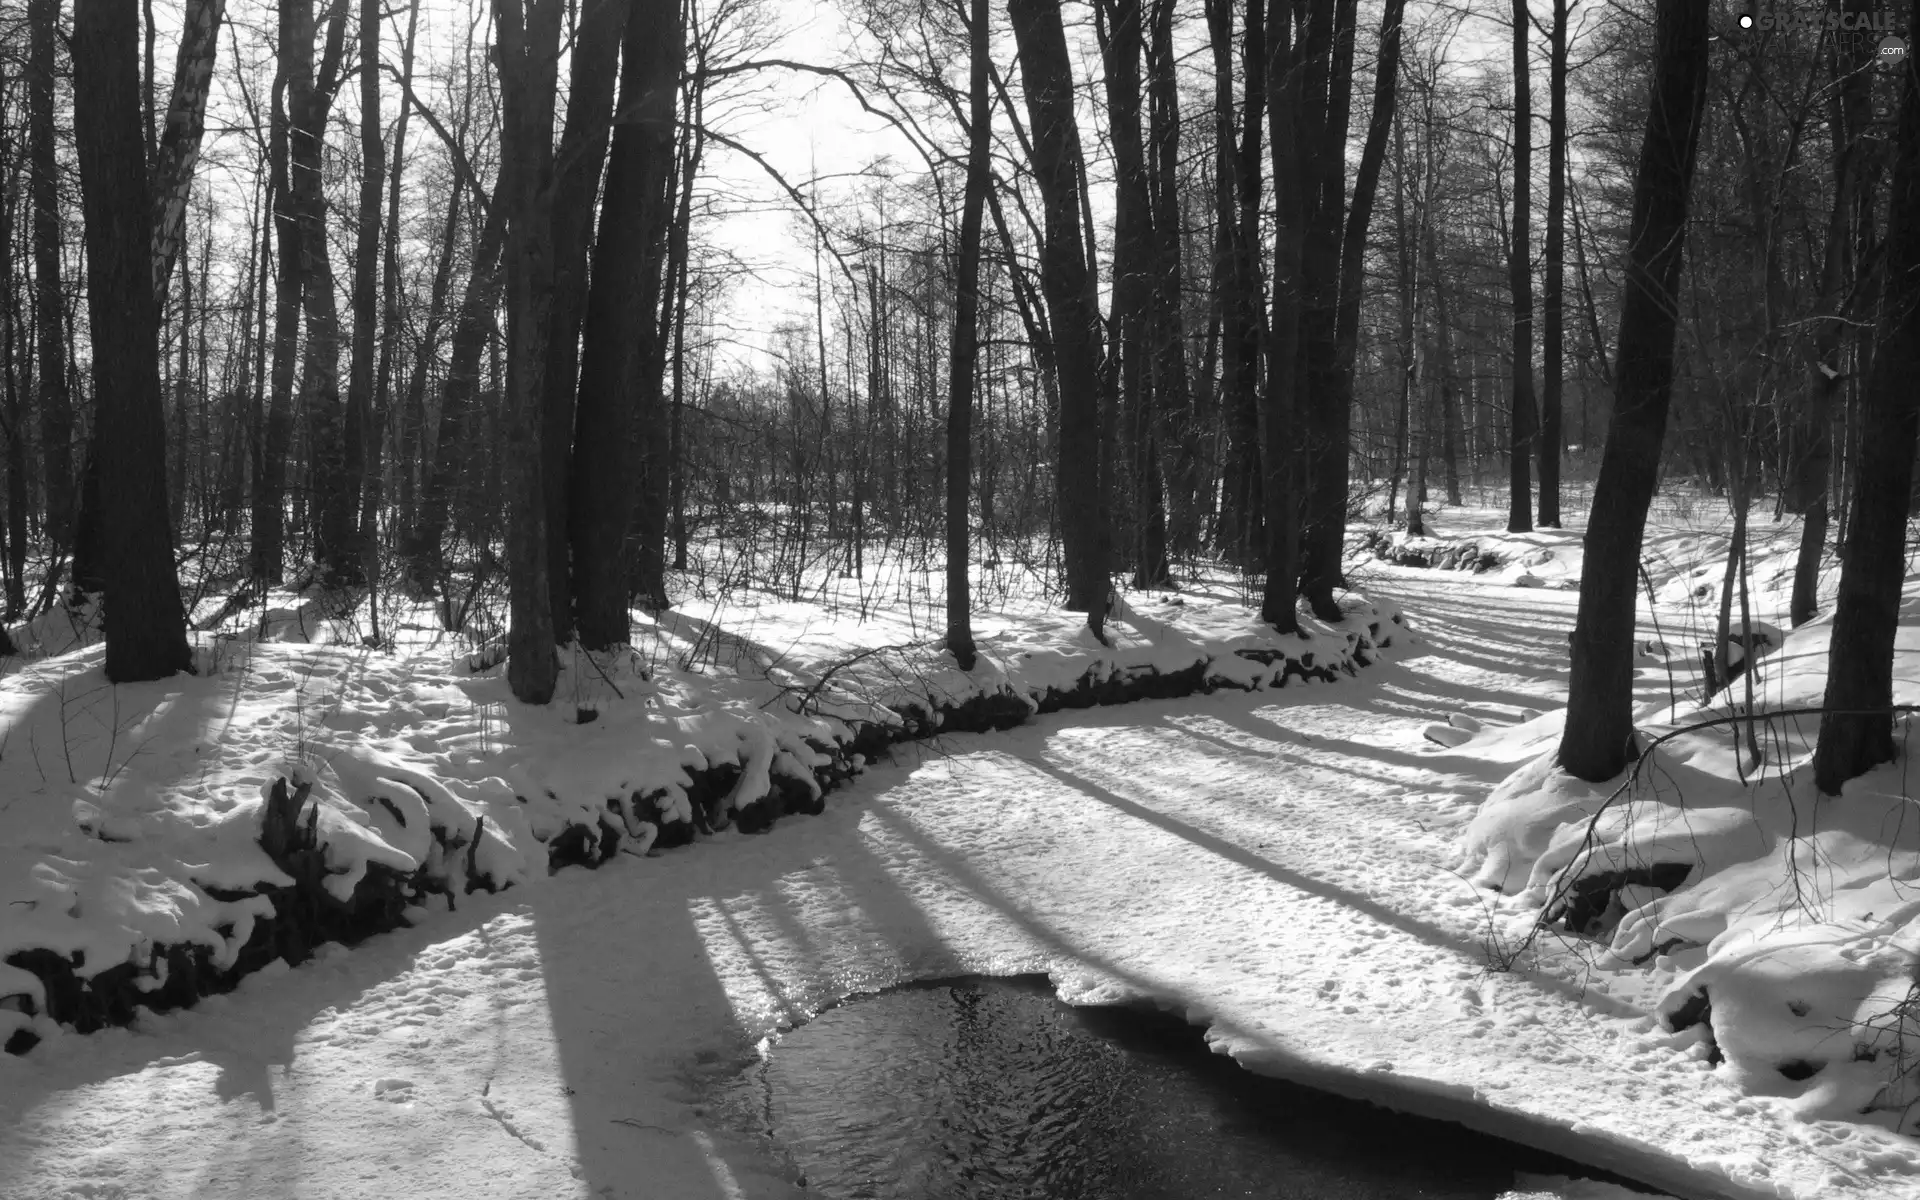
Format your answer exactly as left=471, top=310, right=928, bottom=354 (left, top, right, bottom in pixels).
left=1559, top=2, right=1709, bottom=784
left=1256, top=0, right=1301, bottom=632
left=1813, top=45, right=1920, bottom=795
left=570, top=0, right=682, bottom=645
left=28, top=0, right=73, bottom=548
left=1295, top=0, right=1356, bottom=621
left=1538, top=0, right=1566, bottom=527
left=947, top=0, right=991, bottom=671
left=1098, top=0, right=1159, bottom=588
left=541, top=0, right=630, bottom=640
left=1010, top=0, right=1108, bottom=636
left=1791, top=0, right=1876, bottom=628
left=1505, top=0, right=1537, bottom=534
left=494, top=0, right=566, bottom=703
left=150, top=0, right=225, bottom=296
left=1144, top=0, right=1189, bottom=574
left=342, top=0, right=383, bottom=589
left=72, top=0, right=191, bottom=682
left=411, top=201, right=506, bottom=584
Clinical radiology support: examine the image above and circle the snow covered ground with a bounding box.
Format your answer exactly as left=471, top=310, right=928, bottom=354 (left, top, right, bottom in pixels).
left=1, top=502, right=1916, bottom=1200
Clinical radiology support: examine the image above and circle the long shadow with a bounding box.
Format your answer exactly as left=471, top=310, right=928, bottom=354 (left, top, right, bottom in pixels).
left=1020, top=755, right=1643, bottom=1021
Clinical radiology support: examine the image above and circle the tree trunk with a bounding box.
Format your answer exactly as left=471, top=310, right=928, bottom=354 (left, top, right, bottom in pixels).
left=1813, top=46, right=1920, bottom=795
left=946, top=0, right=990, bottom=670
left=1207, top=0, right=1260, bottom=566
left=1098, top=0, right=1159, bottom=589
left=364, top=0, right=424, bottom=570
left=150, top=0, right=225, bottom=296
left=28, top=0, right=73, bottom=549
left=1010, top=0, right=1108, bottom=637
left=341, top=0, right=382, bottom=590
left=301, top=0, right=353, bottom=584
left=1505, top=0, right=1536, bottom=535
left=493, top=0, right=566, bottom=704
left=1145, top=0, right=1189, bottom=574
left=1791, top=0, right=1876, bottom=628
left=542, top=0, right=629, bottom=640
left=1559, top=3, right=1709, bottom=784
left=1296, top=0, right=1357, bottom=622
left=1538, top=0, right=1566, bottom=527
left=411, top=201, right=507, bottom=584
left=569, top=0, right=681, bottom=645
left=1259, top=0, right=1300, bottom=633
left=72, top=0, right=191, bottom=682
left=1, top=107, right=28, bottom=618
left=253, top=29, right=300, bottom=585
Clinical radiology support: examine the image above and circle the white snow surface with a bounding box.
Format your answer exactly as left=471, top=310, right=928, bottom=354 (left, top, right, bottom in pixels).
left=0, top=503, right=1912, bottom=1200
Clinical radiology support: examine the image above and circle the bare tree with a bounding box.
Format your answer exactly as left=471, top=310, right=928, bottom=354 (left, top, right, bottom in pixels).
left=72, top=0, right=191, bottom=681
left=1560, top=2, right=1710, bottom=784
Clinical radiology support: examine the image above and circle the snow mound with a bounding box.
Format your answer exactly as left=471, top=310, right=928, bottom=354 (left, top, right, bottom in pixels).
left=1458, top=618, right=1920, bottom=1134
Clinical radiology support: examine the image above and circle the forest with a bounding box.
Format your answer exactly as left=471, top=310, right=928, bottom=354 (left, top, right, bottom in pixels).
left=2, top=0, right=1916, bottom=793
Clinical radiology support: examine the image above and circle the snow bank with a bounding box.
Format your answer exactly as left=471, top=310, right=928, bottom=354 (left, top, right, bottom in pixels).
left=1459, top=616, right=1920, bottom=1135
left=0, top=579, right=1405, bottom=1053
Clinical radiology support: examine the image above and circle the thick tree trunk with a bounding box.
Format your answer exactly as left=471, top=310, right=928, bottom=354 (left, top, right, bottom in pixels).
left=569, top=0, right=681, bottom=645
left=493, top=0, right=565, bottom=704
left=1259, top=0, right=1300, bottom=633
left=1559, top=3, right=1709, bottom=784
left=28, top=0, right=73, bottom=549
left=1505, top=0, right=1536, bottom=535
left=1538, top=0, right=1566, bottom=527
left=946, top=0, right=990, bottom=670
left=1296, top=0, right=1356, bottom=622
left=1010, top=0, right=1108, bottom=636
left=72, top=0, right=191, bottom=682
left=1813, top=47, right=1920, bottom=795
left=541, top=0, right=629, bottom=640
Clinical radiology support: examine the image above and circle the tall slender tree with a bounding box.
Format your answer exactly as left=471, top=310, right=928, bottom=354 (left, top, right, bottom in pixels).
left=1538, top=0, right=1567, bottom=528
left=27, top=0, right=73, bottom=549
left=1010, top=0, right=1108, bottom=637
left=150, top=0, right=226, bottom=295
left=1505, top=0, right=1537, bottom=534
left=1813, top=34, right=1920, bottom=794
left=946, top=0, right=991, bottom=671
left=1559, top=1, right=1710, bottom=783
left=1260, top=0, right=1301, bottom=633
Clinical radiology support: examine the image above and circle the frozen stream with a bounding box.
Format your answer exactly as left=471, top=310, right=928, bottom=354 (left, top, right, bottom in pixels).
left=1, top=565, right=1911, bottom=1200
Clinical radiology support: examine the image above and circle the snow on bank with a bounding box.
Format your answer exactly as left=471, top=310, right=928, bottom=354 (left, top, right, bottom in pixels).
left=1459, top=616, right=1920, bottom=1136
left=0, top=573, right=1402, bottom=1054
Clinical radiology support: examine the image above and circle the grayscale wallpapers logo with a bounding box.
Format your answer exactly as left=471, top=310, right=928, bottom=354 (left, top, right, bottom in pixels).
left=1737, top=6, right=1908, bottom=68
